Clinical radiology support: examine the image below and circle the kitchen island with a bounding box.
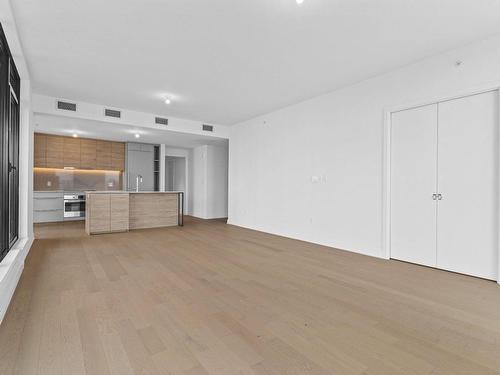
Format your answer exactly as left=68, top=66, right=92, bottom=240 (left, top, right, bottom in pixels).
left=85, top=191, right=184, bottom=235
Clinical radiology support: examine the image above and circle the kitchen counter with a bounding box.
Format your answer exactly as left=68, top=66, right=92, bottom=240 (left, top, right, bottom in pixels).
left=86, top=191, right=182, bottom=194
left=85, top=191, right=184, bottom=235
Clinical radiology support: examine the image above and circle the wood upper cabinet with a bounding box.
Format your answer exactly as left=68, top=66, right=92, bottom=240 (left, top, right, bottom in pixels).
left=34, top=133, right=47, bottom=167
left=34, top=133, right=125, bottom=171
left=80, top=139, right=97, bottom=169
left=111, top=142, right=125, bottom=171
left=63, top=137, right=81, bottom=168
left=96, top=141, right=112, bottom=170
left=45, top=135, right=64, bottom=169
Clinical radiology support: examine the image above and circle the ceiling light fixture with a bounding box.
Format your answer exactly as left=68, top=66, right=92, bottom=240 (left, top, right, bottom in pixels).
left=164, top=98, right=171, bottom=105
left=134, top=133, right=140, bottom=139
left=72, top=133, right=78, bottom=138
left=296, top=0, right=304, bottom=4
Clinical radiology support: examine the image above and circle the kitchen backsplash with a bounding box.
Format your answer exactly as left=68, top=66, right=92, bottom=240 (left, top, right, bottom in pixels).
left=34, top=168, right=123, bottom=191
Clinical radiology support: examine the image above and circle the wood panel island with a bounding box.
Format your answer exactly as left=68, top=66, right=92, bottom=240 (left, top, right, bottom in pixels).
left=85, top=191, right=184, bottom=235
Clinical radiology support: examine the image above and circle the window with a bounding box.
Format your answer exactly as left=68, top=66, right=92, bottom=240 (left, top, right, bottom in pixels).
left=0, top=23, right=20, bottom=262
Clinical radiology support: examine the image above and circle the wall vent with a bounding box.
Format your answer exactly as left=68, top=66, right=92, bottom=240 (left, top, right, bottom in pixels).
left=57, top=100, right=77, bottom=111
left=155, top=117, right=169, bottom=126
left=202, top=124, right=214, bottom=132
left=104, top=108, right=121, bottom=118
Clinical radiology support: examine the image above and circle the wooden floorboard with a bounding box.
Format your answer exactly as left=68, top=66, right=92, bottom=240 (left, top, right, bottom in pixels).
left=1, top=217, right=500, bottom=374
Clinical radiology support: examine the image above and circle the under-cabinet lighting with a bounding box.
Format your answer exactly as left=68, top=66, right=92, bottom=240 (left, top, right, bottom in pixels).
left=34, top=167, right=122, bottom=173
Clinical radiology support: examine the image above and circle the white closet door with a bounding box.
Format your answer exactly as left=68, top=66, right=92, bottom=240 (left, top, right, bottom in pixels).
left=437, top=91, right=498, bottom=280
left=391, top=104, right=438, bottom=267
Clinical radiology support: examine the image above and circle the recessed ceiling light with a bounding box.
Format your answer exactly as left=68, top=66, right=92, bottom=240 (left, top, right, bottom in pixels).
left=134, top=133, right=140, bottom=139
left=296, top=0, right=304, bottom=4
left=164, top=98, right=171, bottom=105
left=72, top=133, right=78, bottom=138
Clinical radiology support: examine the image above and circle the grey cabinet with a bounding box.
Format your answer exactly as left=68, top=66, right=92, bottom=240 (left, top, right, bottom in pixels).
left=126, top=143, right=156, bottom=191
left=33, top=192, right=64, bottom=223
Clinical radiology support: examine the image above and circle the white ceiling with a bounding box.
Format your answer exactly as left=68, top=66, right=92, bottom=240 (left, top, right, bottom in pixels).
left=13, top=0, right=500, bottom=125
left=34, top=114, right=227, bottom=148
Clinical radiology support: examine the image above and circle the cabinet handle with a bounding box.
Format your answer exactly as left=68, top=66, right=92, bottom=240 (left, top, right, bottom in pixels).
left=432, top=193, right=438, bottom=200
left=437, top=194, right=443, bottom=200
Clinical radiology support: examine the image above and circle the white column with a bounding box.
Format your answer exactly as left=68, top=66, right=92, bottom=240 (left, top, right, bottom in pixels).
left=159, top=144, right=166, bottom=192
left=19, top=79, right=33, bottom=241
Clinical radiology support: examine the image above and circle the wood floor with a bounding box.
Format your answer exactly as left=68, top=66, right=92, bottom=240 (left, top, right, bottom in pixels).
left=1, top=217, right=500, bottom=375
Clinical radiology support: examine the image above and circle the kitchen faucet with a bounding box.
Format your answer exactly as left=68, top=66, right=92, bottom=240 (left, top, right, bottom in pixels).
left=135, top=175, right=143, bottom=192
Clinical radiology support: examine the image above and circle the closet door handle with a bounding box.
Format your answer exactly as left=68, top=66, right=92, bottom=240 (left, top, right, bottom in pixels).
left=437, top=194, right=443, bottom=200
left=432, top=193, right=438, bottom=200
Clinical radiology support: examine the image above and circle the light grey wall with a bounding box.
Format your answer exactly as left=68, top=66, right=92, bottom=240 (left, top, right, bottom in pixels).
left=229, top=33, right=500, bottom=259
left=126, top=143, right=155, bottom=191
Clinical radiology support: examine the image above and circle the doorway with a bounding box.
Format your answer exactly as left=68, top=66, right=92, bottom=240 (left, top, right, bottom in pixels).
left=165, top=156, right=186, bottom=193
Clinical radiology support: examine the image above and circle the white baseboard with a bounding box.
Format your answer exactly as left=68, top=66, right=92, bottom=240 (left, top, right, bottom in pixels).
left=0, top=236, right=33, bottom=324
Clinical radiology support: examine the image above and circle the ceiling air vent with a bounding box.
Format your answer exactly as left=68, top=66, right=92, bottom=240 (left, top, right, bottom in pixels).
left=104, top=108, right=121, bottom=118
left=155, top=117, right=169, bottom=126
left=57, top=100, right=77, bottom=112
left=202, top=124, right=214, bottom=132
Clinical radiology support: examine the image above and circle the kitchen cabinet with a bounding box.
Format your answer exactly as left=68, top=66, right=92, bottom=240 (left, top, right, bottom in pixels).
left=85, top=192, right=182, bottom=235
left=80, top=138, right=97, bottom=169
left=45, top=135, right=64, bottom=169
left=33, top=192, right=64, bottom=223
left=63, top=137, right=81, bottom=168
left=34, top=133, right=46, bottom=167
left=96, top=140, right=112, bottom=170
left=85, top=192, right=129, bottom=234
left=33, top=133, right=125, bottom=171
left=86, top=193, right=111, bottom=234
left=111, top=142, right=125, bottom=171
left=110, top=193, right=129, bottom=232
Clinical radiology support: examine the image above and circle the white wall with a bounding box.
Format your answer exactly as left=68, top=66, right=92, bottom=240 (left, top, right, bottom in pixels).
left=229, top=34, right=500, bottom=259
left=192, top=146, right=208, bottom=218
left=33, top=94, right=231, bottom=139
left=207, top=145, right=228, bottom=219
left=192, top=144, right=229, bottom=219
left=0, top=0, right=34, bottom=323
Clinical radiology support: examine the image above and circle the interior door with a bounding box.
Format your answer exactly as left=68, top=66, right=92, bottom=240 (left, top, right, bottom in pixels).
left=390, top=104, right=438, bottom=267
left=437, top=91, right=498, bottom=280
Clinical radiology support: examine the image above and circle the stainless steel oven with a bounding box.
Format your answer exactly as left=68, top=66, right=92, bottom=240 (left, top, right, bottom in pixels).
left=63, top=193, right=86, bottom=219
